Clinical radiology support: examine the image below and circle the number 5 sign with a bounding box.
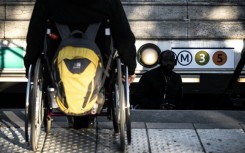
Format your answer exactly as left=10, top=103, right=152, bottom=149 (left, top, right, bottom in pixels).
left=172, top=48, right=234, bottom=69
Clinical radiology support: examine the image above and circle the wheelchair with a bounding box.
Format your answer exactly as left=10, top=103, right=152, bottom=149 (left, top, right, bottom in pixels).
left=24, top=26, right=132, bottom=152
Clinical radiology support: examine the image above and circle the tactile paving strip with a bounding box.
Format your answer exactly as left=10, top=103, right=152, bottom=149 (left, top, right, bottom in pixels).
left=96, top=129, right=121, bottom=153
left=0, top=127, right=46, bottom=153
left=42, top=128, right=97, bottom=153
left=197, top=129, right=245, bottom=153
left=127, top=129, right=149, bottom=153
left=43, top=128, right=150, bottom=153
left=148, top=129, right=204, bottom=153
left=96, top=129, right=149, bottom=153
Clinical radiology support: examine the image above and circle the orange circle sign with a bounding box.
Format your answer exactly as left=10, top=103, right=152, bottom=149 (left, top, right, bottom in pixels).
left=212, top=51, right=227, bottom=66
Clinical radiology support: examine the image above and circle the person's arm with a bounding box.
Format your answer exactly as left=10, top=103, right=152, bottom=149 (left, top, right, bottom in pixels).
left=133, top=74, right=157, bottom=109
left=109, top=0, right=136, bottom=75
left=24, top=0, right=47, bottom=75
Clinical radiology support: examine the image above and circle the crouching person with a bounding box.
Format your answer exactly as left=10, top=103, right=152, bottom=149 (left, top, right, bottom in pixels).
left=133, top=50, right=183, bottom=110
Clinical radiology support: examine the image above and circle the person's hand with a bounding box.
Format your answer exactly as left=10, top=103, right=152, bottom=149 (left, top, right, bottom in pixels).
left=122, top=74, right=136, bottom=84
left=128, top=74, right=136, bottom=84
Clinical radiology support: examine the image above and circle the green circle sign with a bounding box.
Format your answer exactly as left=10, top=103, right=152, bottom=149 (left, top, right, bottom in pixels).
left=195, top=50, right=210, bottom=65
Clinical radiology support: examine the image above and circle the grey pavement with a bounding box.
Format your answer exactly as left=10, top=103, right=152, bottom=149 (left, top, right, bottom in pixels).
left=0, top=109, right=245, bottom=153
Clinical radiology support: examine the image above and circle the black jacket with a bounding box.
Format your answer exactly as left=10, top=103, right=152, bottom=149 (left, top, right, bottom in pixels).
left=133, top=66, right=183, bottom=109
left=24, top=0, right=136, bottom=75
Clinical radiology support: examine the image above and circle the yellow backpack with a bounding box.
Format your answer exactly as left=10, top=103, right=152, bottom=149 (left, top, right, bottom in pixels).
left=52, top=23, right=103, bottom=116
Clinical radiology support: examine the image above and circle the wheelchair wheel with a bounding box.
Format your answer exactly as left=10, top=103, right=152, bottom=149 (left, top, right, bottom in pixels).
left=116, top=58, right=126, bottom=151
left=25, top=65, right=33, bottom=142
left=30, top=58, right=45, bottom=151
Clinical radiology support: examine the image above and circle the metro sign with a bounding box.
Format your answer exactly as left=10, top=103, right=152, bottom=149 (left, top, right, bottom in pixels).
left=172, top=48, right=234, bottom=69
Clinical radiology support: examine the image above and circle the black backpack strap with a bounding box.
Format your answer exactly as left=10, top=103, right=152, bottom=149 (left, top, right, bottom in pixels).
left=85, top=23, right=101, bottom=41
left=55, top=23, right=71, bottom=40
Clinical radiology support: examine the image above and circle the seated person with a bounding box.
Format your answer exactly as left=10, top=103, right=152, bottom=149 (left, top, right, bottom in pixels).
left=133, top=50, right=183, bottom=109
left=24, top=0, right=137, bottom=82
left=24, top=0, right=137, bottom=129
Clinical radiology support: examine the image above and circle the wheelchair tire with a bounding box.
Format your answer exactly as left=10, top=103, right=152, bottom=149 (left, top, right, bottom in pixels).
left=30, top=58, right=44, bottom=151
left=25, top=65, right=33, bottom=142
left=116, top=58, right=126, bottom=151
